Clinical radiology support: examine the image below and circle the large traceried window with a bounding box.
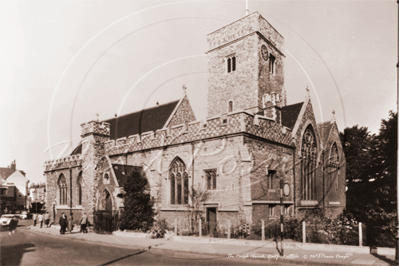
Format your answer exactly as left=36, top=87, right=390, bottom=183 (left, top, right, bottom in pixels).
left=329, top=142, right=339, bottom=166
left=58, top=174, right=68, bottom=205
left=170, top=158, right=189, bottom=205
left=301, top=125, right=317, bottom=201
left=77, top=171, right=82, bottom=205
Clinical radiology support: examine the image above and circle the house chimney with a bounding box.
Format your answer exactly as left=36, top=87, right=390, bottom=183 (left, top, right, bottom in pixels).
left=11, top=160, right=16, bottom=170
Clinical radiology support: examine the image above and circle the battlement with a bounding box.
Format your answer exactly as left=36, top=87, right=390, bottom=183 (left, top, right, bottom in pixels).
left=104, top=111, right=293, bottom=156
left=44, top=154, right=82, bottom=172
left=207, top=12, right=284, bottom=52
left=81, top=121, right=110, bottom=137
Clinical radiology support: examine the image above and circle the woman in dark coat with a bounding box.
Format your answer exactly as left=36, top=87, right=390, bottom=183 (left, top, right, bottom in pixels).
left=59, top=213, right=67, bottom=235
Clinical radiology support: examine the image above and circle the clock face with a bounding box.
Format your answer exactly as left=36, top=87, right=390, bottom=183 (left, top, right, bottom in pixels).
left=283, top=183, right=290, bottom=196
left=261, top=45, right=269, bottom=61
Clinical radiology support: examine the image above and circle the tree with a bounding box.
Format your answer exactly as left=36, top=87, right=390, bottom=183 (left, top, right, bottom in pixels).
left=187, top=185, right=209, bottom=234
left=340, top=125, right=376, bottom=185
left=370, top=111, right=397, bottom=214
left=341, top=111, right=397, bottom=222
left=119, top=171, right=154, bottom=231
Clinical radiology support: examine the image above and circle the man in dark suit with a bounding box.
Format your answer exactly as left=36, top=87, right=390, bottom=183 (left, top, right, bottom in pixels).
left=59, top=213, right=67, bottom=235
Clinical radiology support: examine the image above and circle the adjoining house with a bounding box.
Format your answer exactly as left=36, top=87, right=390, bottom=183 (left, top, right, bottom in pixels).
left=1, top=160, right=30, bottom=214
left=44, top=11, right=345, bottom=232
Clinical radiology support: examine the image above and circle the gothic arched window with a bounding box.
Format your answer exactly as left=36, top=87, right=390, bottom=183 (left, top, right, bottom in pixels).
left=301, top=125, right=317, bottom=201
left=77, top=171, right=82, bottom=205
left=58, top=174, right=67, bottom=205
left=329, top=142, right=339, bottom=166
left=170, top=158, right=188, bottom=205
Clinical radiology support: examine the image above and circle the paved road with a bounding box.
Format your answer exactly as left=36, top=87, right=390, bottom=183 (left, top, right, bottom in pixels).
left=1, top=221, right=294, bottom=266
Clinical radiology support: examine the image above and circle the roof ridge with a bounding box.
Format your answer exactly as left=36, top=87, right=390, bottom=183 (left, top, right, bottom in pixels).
left=283, top=102, right=304, bottom=108
left=103, top=99, right=180, bottom=122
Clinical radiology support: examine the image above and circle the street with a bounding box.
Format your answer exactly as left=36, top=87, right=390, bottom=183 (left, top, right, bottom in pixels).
left=1, top=220, right=294, bottom=266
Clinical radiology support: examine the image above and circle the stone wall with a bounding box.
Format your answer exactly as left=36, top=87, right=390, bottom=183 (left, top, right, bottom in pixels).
left=104, top=111, right=293, bottom=157
left=206, top=12, right=285, bottom=118
left=207, top=12, right=283, bottom=52
left=167, top=96, right=196, bottom=127
left=207, top=34, right=259, bottom=117
left=44, top=166, right=84, bottom=224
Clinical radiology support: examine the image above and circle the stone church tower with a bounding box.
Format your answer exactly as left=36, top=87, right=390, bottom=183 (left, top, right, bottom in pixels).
left=207, top=12, right=287, bottom=121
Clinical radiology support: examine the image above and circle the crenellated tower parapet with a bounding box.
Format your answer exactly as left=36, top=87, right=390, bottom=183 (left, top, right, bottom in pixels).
left=44, top=154, right=82, bottom=172
left=81, top=121, right=111, bottom=137
left=104, top=111, right=293, bottom=156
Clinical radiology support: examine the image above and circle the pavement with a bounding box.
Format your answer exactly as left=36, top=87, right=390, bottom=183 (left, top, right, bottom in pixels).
left=25, top=224, right=397, bottom=265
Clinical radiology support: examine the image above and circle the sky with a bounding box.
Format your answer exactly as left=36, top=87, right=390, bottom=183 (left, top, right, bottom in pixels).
left=0, top=0, right=397, bottom=184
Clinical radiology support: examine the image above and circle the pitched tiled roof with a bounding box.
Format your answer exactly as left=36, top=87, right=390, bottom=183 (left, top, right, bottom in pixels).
left=0, top=167, right=16, bottom=180
left=317, top=121, right=333, bottom=146
left=71, top=142, right=82, bottom=155
left=104, top=100, right=179, bottom=140
left=281, top=102, right=303, bottom=129
left=112, top=164, right=142, bottom=187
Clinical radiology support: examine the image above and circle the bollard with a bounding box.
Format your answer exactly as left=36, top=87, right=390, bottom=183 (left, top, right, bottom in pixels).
left=228, top=220, right=231, bottom=239
left=174, top=218, right=177, bottom=235
left=199, top=218, right=202, bottom=237
left=359, top=222, right=363, bottom=246
left=302, top=221, right=306, bottom=243
left=262, top=220, right=265, bottom=241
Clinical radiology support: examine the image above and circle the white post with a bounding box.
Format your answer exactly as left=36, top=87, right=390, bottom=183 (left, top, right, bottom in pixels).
left=262, top=220, right=265, bottom=241
left=228, top=220, right=231, bottom=239
left=302, top=221, right=306, bottom=243
left=199, top=218, right=202, bottom=237
left=359, top=222, right=363, bottom=246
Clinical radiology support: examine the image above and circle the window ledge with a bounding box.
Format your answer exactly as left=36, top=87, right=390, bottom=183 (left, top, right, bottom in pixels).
left=300, top=200, right=318, bottom=206
left=268, top=189, right=276, bottom=192
left=55, top=206, right=83, bottom=210
left=161, top=206, right=189, bottom=211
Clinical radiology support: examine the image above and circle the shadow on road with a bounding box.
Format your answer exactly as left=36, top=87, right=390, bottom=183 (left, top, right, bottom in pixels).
left=371, top=253, right=396, bottom=265
left=99, top=249, right=148, bottom=266
left=0, top=243, right=36, bottom=266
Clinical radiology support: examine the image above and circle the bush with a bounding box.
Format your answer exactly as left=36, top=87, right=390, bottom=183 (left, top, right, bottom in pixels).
left=149, top=218, right=168, bottom=238
left=231, top=220, right=250, bottom=239
left=119, top=171, right=154, bottom=232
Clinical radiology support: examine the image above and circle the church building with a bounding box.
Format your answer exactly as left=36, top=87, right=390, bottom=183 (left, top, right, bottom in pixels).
left=44, top=11, right=346, bottom=231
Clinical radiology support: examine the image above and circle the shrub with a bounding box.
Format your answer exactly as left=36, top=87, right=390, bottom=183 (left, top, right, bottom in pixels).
left=119, top=171, right=154, bottom=232
left=149, top=218, right=168, bottom=238
left=231, top=220, right=251, bottom=239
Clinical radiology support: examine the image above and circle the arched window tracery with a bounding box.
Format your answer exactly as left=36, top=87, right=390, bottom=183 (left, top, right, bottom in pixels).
left=301, top=125, right=317, bottom=201
left=169, top=158, right=188, bottom=205
left=77, top=172, right=82, bottom=205
left=329, top=142, right=339, bottom=166
left=58, top=174, right=68, bottom=205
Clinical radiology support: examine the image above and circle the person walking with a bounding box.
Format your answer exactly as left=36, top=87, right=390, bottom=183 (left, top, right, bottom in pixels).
left=8, top=216, right=18, bottom=236
left=59, top=213, right=67, bottom=235
left=38, top=212, right=44, bottom=228
left=80, top=213, right=88, bottom=233
left=44, top=211, right=50, bottom=227
left=32, top=213, right=37, bottom=227
left=67, top=214, right=74, bottom=234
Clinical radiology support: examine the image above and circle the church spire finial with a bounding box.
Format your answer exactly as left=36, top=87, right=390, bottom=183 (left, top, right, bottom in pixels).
left=331, top=110, right=336, bottom=123
left=95, top=113, right=99, bottom=121
left=305, top=86, right=310, bottom=99
left=245, top=0, right=249, bottom=15
left=182, top=84, right=187, bottom=95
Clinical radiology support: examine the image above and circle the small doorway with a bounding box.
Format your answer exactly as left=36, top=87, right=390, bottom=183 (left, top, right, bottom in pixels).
left=207, top=207, right=217, bottom=235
